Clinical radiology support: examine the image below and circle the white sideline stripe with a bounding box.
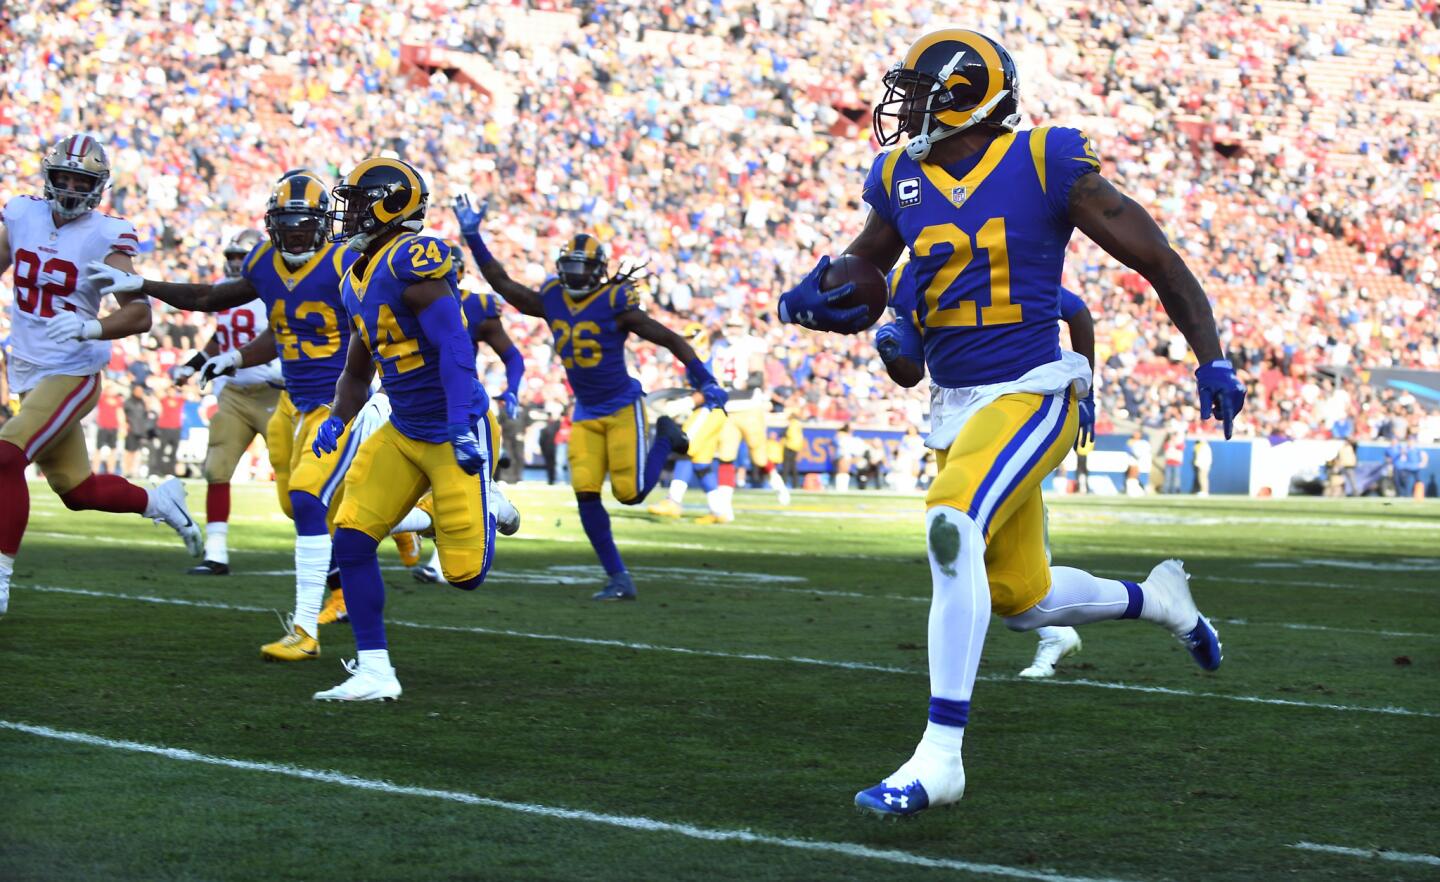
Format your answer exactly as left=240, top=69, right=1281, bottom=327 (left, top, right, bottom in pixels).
left=1215, top=618, right=1439, bottom=639
left=1290, top=841, right=1440, bottom=867
left=0, top=721, right=1123, bottom=882
left=24, top=585, right=1440, bottom=719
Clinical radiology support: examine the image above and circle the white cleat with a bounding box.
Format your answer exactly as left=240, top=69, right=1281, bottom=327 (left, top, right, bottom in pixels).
left=855, top=743, right=966, bottom=817
left=1141, top=558, right=1223, bottom=670
left=0, top=582, right=9, bottom=617
left=313, top=659, right=402, bottom=702
left=1019, top=626, right=1082, bottom=679
left=777, top=483, right=792, bottom=506
left=149, top=477, right=203, bottom=557
left=491, top=483, right=521, bottom=536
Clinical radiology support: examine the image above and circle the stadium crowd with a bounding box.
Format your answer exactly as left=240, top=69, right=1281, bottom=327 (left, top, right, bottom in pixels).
left=1, top=0, right=1437, bottom=487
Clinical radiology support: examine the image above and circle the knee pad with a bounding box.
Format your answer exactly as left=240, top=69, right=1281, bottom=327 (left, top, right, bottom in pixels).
left=289, top=490, right=329, bottom=537
left=332, top=527, right=378, bottom=569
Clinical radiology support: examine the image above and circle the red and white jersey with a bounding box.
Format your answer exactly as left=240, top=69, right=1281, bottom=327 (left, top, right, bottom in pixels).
left=3, top=195, right=139, bottom=392
left=712, top=332, right=767, bottom=411
left=212, top=299, right=282, bottom=389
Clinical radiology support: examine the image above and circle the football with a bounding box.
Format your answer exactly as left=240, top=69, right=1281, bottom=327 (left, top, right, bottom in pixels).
left=820, top=253, right=888, bottom=330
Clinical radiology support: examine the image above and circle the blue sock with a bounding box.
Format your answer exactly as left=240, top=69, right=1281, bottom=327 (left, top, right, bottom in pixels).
left=289, top=490, right=328, bottom=537
left=694, top=463, right=719, bottom=492
left=577, top=496, right=625, bottom=576
left=928, top=697, right=970, bottom=728
left=625, top=430, right=676, bottom=504
left=333, top=528, right=386, bottom=650
left=1121, top=580, right=1143, bottom=619
left=672, top=458, right=695, bottom=485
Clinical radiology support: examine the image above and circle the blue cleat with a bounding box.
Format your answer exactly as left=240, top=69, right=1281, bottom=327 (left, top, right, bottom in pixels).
left=592, top=572, right=637, bottom=601
left=1180, top=614, right=1223, bottom=671
left=855, top=780, right=930, bottom=818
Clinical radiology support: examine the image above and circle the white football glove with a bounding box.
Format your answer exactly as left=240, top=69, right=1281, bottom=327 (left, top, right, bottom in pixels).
left=44, top=311, right=102, bottom=344
left=86, top=260, right=144, bottom=296
left=198, top=349, right=243, bottom=385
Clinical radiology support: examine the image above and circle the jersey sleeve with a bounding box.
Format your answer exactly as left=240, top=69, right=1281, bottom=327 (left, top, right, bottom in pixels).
left=240, top=241, right=271, bottom=284
left=861, top=150, right=898, bottom=227
left=1039, top=127, right=1102, bottom=222
left=388, top=235, right=456, bottom=283
left=104, top=216, right=140, bottom=257
left=1059, top=286, right=1086, bottom=320
left=609, top=282, right=641, bottom=315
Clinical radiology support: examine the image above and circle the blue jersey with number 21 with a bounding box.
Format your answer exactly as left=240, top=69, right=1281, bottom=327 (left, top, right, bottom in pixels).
left=342, top=233, right=485, bottom=443
left=864, top=126, right=1100, bottom=388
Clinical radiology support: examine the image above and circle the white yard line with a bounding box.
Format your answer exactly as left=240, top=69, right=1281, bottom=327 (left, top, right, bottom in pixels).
left=0, top=719, right=1128, bottom=882
left=1290, top=841, right=1440, bottom=867
left=23, top=585, right=1440, bottom=719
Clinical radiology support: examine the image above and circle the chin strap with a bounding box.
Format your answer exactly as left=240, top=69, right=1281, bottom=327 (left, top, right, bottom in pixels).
left=905, top=89, right=1013, bottom=161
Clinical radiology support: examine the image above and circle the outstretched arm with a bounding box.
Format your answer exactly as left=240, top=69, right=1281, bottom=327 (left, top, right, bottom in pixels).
left=618, top=309, right=728, bottom=408
left=87, top=258, right=259, bottom=313
left=478, top=318, right=525, bottom=417
left=1067, top=174, right=1220, bottom=363
left=452, top=195, right=546, bottom=318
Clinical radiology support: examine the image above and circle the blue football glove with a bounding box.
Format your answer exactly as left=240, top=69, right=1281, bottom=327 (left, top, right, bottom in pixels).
left=452, top=194, right=489, bottom=236
left=874, top=321, right=905, bottom=364
left=1075, top=391, right=1096, bottom=449
left=777, top=256, right=869, bottom=334
left=449, top=422, right=485, bottom=476
left=311, top=416, right=345, bottom=456
left=699, top=381, right=729, bottom=411
left=499, top=390, right=520, bottom=421
left=1195, top=359, right=1246, bottom=440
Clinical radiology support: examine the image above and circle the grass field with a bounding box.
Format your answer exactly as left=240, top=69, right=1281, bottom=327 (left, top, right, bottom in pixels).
left=2, top=479, right=1438, bottom=881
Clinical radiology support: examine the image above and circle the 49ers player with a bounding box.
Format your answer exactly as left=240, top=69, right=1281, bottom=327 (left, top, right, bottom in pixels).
left=171, top=230, right=284, bottom=575
left=0, top=135, right=202, bottom=616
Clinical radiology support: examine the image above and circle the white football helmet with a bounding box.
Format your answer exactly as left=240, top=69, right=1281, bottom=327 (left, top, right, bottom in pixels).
left=42, top=135, right=111, bottom=219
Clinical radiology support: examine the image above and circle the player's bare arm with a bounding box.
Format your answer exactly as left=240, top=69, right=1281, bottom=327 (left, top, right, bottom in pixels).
left=327, top=328, right=375, bottom=426
left=1064, top=303, right=1096, bottom=373
left=234, top=326, right=278, bottom=368
left=1067, top=173, right=1222, bottom=363
left=475, top=259, right=545, bottom=319
left=884, top=354, right=925, bottom=388
left=87, top=260, right=259, bottom=314
left=617, top=310, right=700, bottom=365
left=842, top=210, right=907, bottom=273
left=93, top=251, right=152, bottom=339
left=476, top=317, right=516, bottom=357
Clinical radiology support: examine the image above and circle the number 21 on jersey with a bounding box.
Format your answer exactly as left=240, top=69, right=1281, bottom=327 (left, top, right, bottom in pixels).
left=915, top=218, right=1022, bottom=329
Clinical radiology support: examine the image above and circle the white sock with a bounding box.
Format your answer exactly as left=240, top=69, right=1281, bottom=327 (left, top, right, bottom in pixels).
left=293, top=534, right=331, bottom=637
left=836, top=473, right=850, bottom=492
left=142, top=487, right=162, bottom=519
left=920, top=719, right=966, bottom=755
left=1004, top=566, right=1133, bottom=630
left=389, top=508, right=432, bottom=535
left=766, top=469, right=786, bottom=492
left=925, top=506, right=990, bottom=704
left=667, top=479, right=688, bottom=505
left=705, top=487, right=725, bottom=516
left=358, top=648, right=392, bottom=673
left=204, top=522, right=229, bottom=565
left=0, top=552, right=13, bottom=614
left=425, top=548, right=440, bottom=572
left=716, top=485, right=735, bottom=519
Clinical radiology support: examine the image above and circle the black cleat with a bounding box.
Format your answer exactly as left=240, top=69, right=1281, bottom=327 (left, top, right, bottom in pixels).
left=188, top=560, right=230, bottom=576
left=654, top=415, right=689, bottom=457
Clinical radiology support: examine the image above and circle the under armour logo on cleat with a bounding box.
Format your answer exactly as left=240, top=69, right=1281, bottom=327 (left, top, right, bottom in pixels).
left=883, top=792, right=909, bottom=809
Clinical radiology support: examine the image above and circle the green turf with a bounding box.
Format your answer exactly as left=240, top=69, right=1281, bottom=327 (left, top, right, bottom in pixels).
left=1, top=481, right=1437, bottom=881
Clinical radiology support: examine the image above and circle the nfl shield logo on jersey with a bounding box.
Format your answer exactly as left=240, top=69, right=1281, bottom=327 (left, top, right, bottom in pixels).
left=949, top=186, right=969, bottom=208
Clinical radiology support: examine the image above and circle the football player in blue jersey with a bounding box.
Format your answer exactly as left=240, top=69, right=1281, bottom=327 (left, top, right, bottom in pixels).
left=779, top=28, right=1247, bottom=816
left=407, top=273, right=526, bottom=585
left=309, top=157, right=510, bottom=701
left=885, top=267, right=1096, bottom=681
left=455, top=195, right=727, bottom=601
left=87, top=171, right=420, bottom=662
